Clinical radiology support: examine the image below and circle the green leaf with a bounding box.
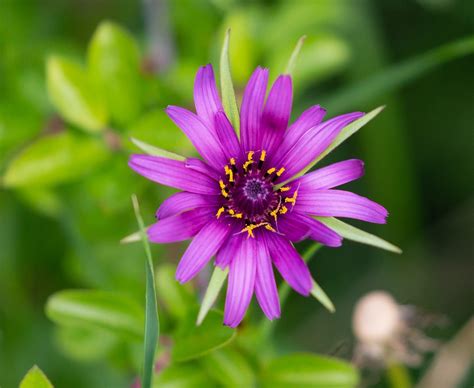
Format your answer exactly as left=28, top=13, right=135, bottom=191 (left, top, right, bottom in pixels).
left=45, top=289, right=144, bottom=339
left=2, top=132, right=109, bottom=188
left=219, top=29, right=240, bottom=135
left=310, top=278, right=335, bottom=313
left=130, top=137, right=186, bottom=161
left=132, top=194, right=160, bottom=388
left=153, top=363, right=214, bottom=388
left=260, top=353, right=359, bottom=388
left=201, top=347, right=255, bottom=388
left=88, top=21, right=142, bottom=126
left=325, top=35, right=474, bottom=112
left=196, top=266, right=228, bottom=326
left=16, top=187, right=62, bottom=217
left=285, top=35, right=306, bottom=76
left=172, top=309, right=236, bottom=362
left=317, top=217, right=402, bottom=254
left=19, top=365, right=53, bottom=388
left=47, top=56, right=107, bottom=132
left=156, top=264, right=194, bottom=320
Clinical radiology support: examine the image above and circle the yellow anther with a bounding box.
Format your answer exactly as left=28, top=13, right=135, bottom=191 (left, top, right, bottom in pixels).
left=243, top=160, right=253, bottom=171
left=228, top=209, right=235, bottom=215
left=241, top=225, right=256, bottom=238
left=284, top=197, right=295, bottom=203
left=267, top=167, right=276, bottom=175
left=284, top=190, right=298, bottom=205
left=219, top=180, right=226, bottom=189
left=260, top=150, right=266, bottom=162
left=233, top=213, right=243, bottom=219
left=279, top=205, right=288, bottom=215
left=230, top=158, right=236, bottom=165
left=276, top=167, right=285, bottom=176
left=224, top=165, right=234, bottom=182
left=270, top=209, right=279, bottom=221
left=264, top=224, right=276, bottom=232
left=247, top=151, right=254, bottom=161
left=221, top=190, right=229, bottom=198
left=216, top=207, right=225, bottom=219
left=280, top=186, right=290, bottom=192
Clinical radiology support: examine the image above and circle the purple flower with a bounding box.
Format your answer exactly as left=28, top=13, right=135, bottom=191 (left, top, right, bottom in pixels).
left=129, top=65, right=388, bottom=328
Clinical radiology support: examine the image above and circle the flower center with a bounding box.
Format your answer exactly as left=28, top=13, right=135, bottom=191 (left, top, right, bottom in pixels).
left=215, top=150, right=299, bottom=237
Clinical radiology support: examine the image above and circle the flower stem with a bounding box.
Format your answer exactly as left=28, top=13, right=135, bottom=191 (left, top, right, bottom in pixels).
left=386, top=363, right=412, bottom=388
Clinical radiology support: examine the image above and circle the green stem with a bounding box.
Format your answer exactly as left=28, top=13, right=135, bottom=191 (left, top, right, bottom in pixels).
left=386, top=363, right=412, bottom=388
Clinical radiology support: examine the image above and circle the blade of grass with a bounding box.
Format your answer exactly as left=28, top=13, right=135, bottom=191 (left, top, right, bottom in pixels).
left=132, top=194, right=159, bottom=388
left=220, top=29, right=240, bottom=135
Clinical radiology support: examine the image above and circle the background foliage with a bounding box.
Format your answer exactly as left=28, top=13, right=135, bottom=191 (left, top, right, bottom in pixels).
left=0, top=0, right=473, bottom=387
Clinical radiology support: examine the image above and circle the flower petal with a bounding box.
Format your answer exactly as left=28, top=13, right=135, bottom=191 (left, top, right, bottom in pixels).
left=129, top=154, right=217, bottom=195
left=156, top=192, right=212, bottom=219
left=194, top=64, right=223, bottom=132
left=240, top=67, right=269, bottom=152
left=148, top=208, right=212, bottom=243
left=260, top=75, right=293, bottom=154
left=176, top=220, right=231, bottom=283
left=264, top=233, right=312, bottom=296
left=223, top=236, right=257, bottom=327
left=296, top=189, right=388, bottom=224
left=215, top=111, right=242, bottom=160
left=166, top=105, right=226, bottom=167
left=273, top=112, right=364, bottom=181
left=185, top=157, right=220, bottom=180
left=296, top=159, right=365, bottom=191
left=255, top=240, right=280, bottom=320
left=215, top=232, right=241, bottom=269
left=278, top=212, right=342, bottom=247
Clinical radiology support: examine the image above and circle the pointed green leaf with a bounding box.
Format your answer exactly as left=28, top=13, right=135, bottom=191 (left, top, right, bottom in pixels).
left=197, top=266, right=228, bottom=325
left=47, top=56, right=107, bottom=132
left=130, top=137, right=186, bottom=161
left=261, top=353, right=359, bottom=388
left=20, top=365, right=53, bottom=388
left=285, top=35, right=306, bottom=75
left=88, top=21, right=142, bottom=126
left=45, top=289, right=144, bottom=339
left=220, top=29, right=240, bottom=135
left=2, top=132, right=109, bottom=188
left=317, top=217, right=402, bottom=254
left=201, top=347, right=255, bottom=388
left=173, top=309, right=236, bottom=362
left=132, top=194, right=160, bottom=388
left=120, top=230, right=142, bottom=244
left=310, top=278, right=335, bottom=313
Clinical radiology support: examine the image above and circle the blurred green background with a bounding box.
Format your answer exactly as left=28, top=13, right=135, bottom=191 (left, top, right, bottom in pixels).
left=0, top=0, right=473, bottom=387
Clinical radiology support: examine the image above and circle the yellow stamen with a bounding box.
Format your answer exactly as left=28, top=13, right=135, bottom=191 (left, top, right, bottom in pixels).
left=241, top=225, right=256, bottom=238
left=267, top=167, right=276, bottom=175
left=216, top=207, right=225, bottom=219
left=233, top=213, right=243, bottom=219
left=224, top=165, right=234, bottom=182
left=260, top=150, right=266, bottom=161
left=279, top=205, right=288, bottom=215
left=221, top=190, right=229, bottom=198
left=247, top=151, right=254, bottom=161
left=264, top=224, right=276, bottom=232
left=219, top=180, right=226, bottom=189
left=276, top=167, right=285, bottom=177
left=243, top=160, right=253, bottom=171
left=280, top=186, right=290, bottom=192
left=230, top=158, right=236, bottom=165
left=284, top=190, right=298, bottom=205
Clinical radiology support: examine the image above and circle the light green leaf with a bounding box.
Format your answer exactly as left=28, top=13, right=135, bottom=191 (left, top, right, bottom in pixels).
left=285, top=35, right=306, bottom=76
left=132, top=194, right=160, bottom=388
left=88, top=21, right=142, bottom=126
left=310, top=278, right=335, bottom=313
left=260, top=353, right=359, bottom=388
left=325, top=35, right=474, bottom=112
left=2, top=132, right=109, bottom=188
left=16, top=187, right=62, bottom=217
left=20, top=365, right=53, bottom=388
left=130, top=137, right=186, bottom=161
left=47, top=56, right=107, bottom=132
left=45, top=289, right=144, bottom=339
left=219, top=29, right=240, bottom=135
left=156, top=264, right=195, bottom=320
left=201, top=347, right=255, bottom=388
left=120, top=229, right=142, bottom=244
left=172, top=309, right=236, bottom=362
left=317, top=217, right=402, bottom=254
left=153, top=363, right=214, bottom=388
left=197, top=266, right=228, bottom=326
